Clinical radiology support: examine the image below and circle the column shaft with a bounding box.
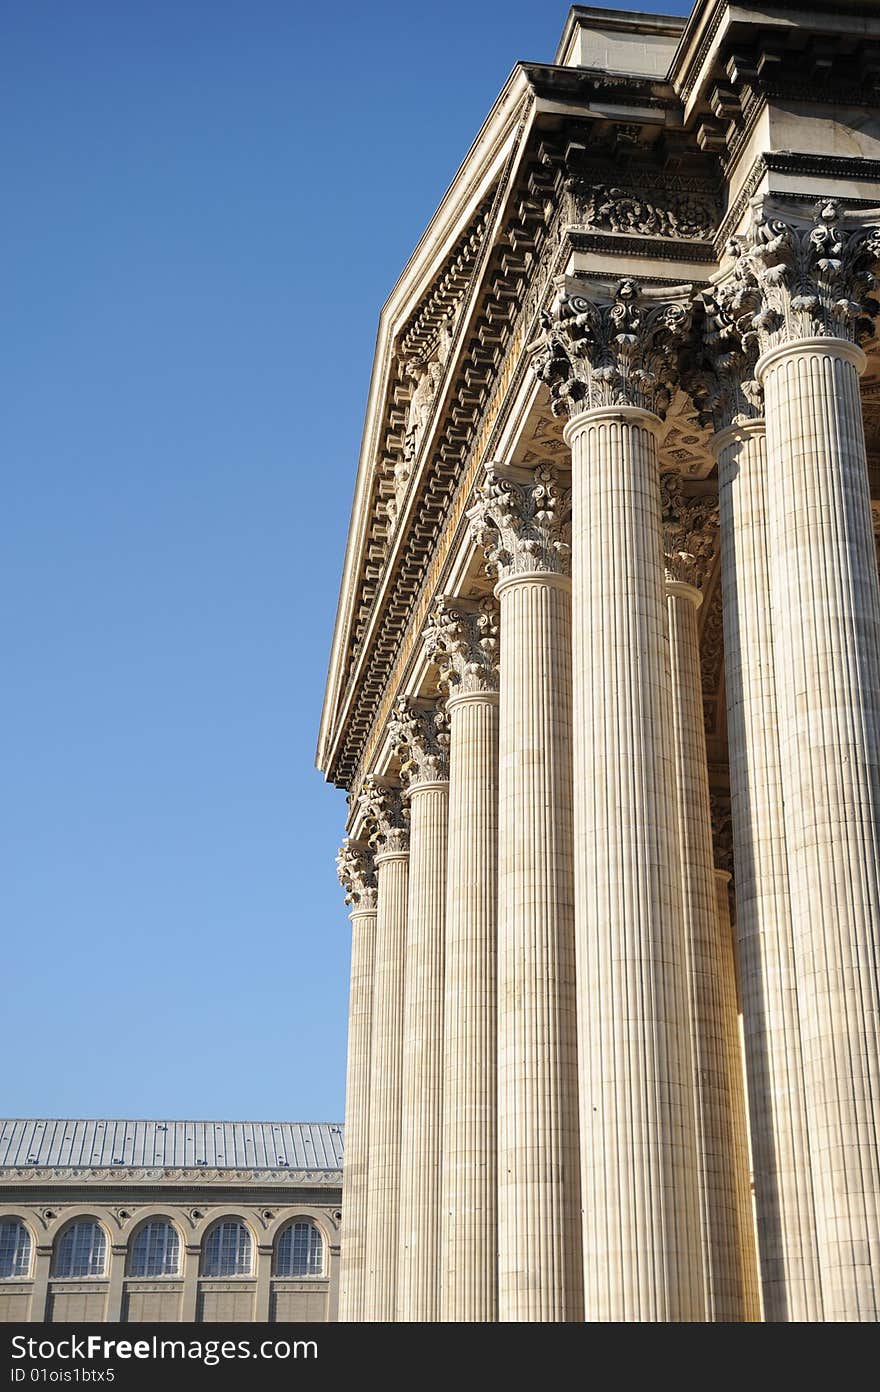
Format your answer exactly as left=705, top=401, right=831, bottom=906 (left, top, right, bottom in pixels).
left=441, top=691, right=498, bottom=1321
left=761, top=339, right=880, bottom=1321
left=397, top=780, right=448, bottom=1321
left=338, top=903, right=377, bottom=1321
left=716, top=419, right=821, bottom=1320
left=363, top=849, right=409, bottom=1321
left=496, top=571, right=583, bottom=1322
left=668, top=579, right=749, bottom=1320
left=714, top=869, right=763, bottom=1321
left=566, top=407, right=704, bottom=1322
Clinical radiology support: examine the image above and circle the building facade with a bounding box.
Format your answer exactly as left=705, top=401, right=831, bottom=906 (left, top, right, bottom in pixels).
left=319, top=3, right=880, bottom=1322
left=0, top=1120, right=342, bottom=1322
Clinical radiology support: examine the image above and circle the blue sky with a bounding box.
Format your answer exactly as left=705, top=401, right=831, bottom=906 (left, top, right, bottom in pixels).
left=2, top=1, right=688, bottom=1122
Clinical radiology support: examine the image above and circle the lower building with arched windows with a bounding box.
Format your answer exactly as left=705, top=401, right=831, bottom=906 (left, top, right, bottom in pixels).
left=0, top=1120, right=343, bottom=1322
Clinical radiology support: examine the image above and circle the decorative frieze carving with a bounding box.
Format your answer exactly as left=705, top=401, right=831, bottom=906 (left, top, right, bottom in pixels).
left=569, top=181, right=716, bottom=242
left=531, top=276, right=693, bottom=418
left=423, top=595, right=500, bottom=696
left=719, top=199, right=880, bottom=355
left=358, top=776, right=409, bottom=855
left=660, top=473, right=720, bottom=590
left=387, top=696, right=450, bottom=786
left=336, top=839, right=378, bottom=911
left=468, top=462, right=571, bottom=580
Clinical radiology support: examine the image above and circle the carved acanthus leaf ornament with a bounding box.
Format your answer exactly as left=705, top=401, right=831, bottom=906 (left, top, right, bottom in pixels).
left=687, top=292, right=764, bottom=434
left=387, top=696, right=450, bottom=786
left=718, top=199, right=880, bottom=355
left=336, top=839, right=378, bottom=911
left=357, top=776, right=409, bottom=855
left=423, top=595, right=500, bottom=696
left=530, top=277, right=693, bottom=418
left=467, top=463, right=571, bottom=580
left=660, top=473, right=720, bottom=590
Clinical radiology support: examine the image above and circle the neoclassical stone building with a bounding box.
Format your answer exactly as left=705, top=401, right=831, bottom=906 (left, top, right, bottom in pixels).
left=318, top=2, right=880, bottom=1322
left=0, top=1120, right=342, bottom=1322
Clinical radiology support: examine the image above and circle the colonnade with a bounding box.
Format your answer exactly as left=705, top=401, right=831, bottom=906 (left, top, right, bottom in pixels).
left=335, top=203, right=880, bottom=1321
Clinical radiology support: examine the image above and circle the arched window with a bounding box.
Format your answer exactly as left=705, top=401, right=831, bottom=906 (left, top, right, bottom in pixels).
left=128, top=1221, right=180, bottom=1277
left=54, top=1221, right=107, bottom=1278
left=275, top=1220, right=324, bottom=1277
left=0, top=1219, right=31, bottom=1278
left=201, top=1221, right=251, bottom=1277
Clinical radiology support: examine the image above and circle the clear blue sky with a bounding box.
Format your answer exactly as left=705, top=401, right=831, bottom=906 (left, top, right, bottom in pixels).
left=2, top=1, right=688, bottom=1122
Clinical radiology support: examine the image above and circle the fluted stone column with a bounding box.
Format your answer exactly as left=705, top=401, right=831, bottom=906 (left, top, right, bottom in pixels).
left=535, top=277, right=704, bottom=1320
left=661, top=475, right=750, bottom=1321
left=336, top=839, right=378, bottom=1322
left=424, top=596, right=500, bottom=1322
left=469, top=463, right=583, bottom=1322
left=704, top=391, right=820, bottom=1320
left=724, top=200, right=880, bottom=1320
left=358, top=777, right=409, bottom=1323
left=389, top=696, right=449, bottom=1322
left=713, top=864, right=762, bottom=1322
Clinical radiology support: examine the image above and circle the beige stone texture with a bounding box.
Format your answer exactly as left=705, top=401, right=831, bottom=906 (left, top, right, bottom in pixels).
left=715, top=418, right=822, bottom=1321
left=761, top=339, right=880, bottom=1322
left=495, top=566, right=583, bottom=1322
left=362, top=844, right=409, bottom=1322
left=337, top=900, right=376, bottom=1321
left=396, top=776, right=448, bottom=1322
left=667, top=575, right=751, bottom=1320
left=440, top=688, right=499, bottom=1322
left=424, top=595, right=501, bottom=1323
left=566, top=406, right=704, bottom=1322
left=714, top=870, right=763, bottom=1322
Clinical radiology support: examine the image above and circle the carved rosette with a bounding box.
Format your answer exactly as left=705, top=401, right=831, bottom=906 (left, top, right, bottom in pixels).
left=358, top=776, right=409, bottom=856
left=422, top=595, right=500, bottom=697
left=387, top=696, right=450, bottom=787
left=718, top=199, right=880, bottom=356
left=467, top=462, right=571, bottom=580
left=660, top=473, right=720, bottom=591
left=530, top=276, right=693, bottom=418
left=336, top=838, right=378, bottom=912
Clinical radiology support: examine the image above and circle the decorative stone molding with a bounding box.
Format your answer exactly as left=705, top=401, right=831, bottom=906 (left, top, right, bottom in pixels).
left=660, top=473, right=720, bottom=590
left=422, top=595, right=500, bottom=697
left=0, top=1168, right=344, bottom=1187
left=467, top=462, right=571, bottom=580
left=336, top=839, right=378, bottom=912
left=719, top=199, right=880, bottom=355
left=569, top=180, right=716, bottom=242
left=530, top=276, right=693, bottom=418
left=387, top=696, right=450, bottom=787
left=357, top=776, right=409, bottom=855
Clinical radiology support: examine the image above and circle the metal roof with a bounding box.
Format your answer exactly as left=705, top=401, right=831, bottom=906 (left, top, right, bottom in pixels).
left=0, top=1120, right=344, bottom=1172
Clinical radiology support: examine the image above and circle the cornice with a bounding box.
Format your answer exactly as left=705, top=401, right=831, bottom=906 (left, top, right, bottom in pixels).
left=0, top=1167, right=344, bottom=1188
left=316, top=67, right=532, bottom=776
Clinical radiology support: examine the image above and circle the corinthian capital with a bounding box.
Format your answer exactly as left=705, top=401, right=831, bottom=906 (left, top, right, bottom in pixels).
left=336, top=839, right=378, bottom=911
left=687, top=291, right=764, bottom=434
left=358, top=776, right=409, bottom=855
left=530, top=276, right=693, bottom=418
left=423, top=595, right=500, bottom=696
left=467, top=462, right=571, bottom=581
left=660, top=473, right=719, bottom=591
left=387, top=696, right=450, bottom=786
left=719, top=199, right=880, bottom=355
